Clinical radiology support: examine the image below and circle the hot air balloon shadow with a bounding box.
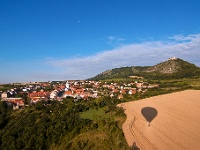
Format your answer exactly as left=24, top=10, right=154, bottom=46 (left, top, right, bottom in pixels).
left=141, top=107, right=158, bottom=126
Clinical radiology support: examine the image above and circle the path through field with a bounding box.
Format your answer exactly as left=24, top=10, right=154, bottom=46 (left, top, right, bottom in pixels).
left=119, top=90, right=200, bottom=150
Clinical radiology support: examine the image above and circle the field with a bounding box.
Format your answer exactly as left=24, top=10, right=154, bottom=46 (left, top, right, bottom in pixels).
left=80, top=107, right=109, bottom=121
left=119, top=90, right=200, bottom=150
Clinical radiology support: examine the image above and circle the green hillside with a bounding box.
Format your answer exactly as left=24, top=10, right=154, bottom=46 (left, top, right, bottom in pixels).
left=90, top=58, right=200, bottom=80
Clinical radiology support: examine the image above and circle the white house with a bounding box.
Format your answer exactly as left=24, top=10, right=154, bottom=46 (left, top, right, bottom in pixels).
left=50, top=90, right=58, bottom=99
left=1, top=92, right=8, bottom=98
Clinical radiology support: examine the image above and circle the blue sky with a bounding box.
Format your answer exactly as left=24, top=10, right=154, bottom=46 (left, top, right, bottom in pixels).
left=1, top=0, right=200, bottom=83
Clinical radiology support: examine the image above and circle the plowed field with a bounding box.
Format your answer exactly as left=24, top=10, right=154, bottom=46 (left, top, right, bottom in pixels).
left=119, top=90, right=200, bottom=150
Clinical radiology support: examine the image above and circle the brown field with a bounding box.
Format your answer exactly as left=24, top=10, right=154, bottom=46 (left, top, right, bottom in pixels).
left=119, top=90, right=200, bottom=150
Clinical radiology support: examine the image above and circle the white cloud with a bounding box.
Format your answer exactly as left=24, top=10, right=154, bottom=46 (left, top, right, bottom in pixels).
left=107, top=35, right=125, bottom=46
left=169, top=34, right=200, bottom=42
left=108, top=36, right=115, bottom=41
left=46, top=33, right=200, bottom=80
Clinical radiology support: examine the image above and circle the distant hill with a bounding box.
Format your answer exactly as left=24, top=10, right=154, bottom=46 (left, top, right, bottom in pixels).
left=89, top=58, right=200, bottom=80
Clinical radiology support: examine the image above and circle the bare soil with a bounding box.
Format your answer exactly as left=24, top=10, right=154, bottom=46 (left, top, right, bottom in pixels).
left=118, top=90, right=200, bottom=150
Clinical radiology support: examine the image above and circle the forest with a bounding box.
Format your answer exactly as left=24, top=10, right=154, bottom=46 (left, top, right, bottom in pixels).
left=0, top=97, right=131, bottom=150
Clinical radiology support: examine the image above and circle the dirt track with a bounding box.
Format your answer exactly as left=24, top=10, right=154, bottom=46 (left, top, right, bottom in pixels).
left=119, top=90, right=200, bottom=150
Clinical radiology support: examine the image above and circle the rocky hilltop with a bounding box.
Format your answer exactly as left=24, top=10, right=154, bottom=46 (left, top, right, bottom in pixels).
left=146, top=57, right=180, bottom=74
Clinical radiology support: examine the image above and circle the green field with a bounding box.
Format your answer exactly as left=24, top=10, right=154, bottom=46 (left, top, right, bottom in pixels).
left=80, top=107, right=112, bottom=121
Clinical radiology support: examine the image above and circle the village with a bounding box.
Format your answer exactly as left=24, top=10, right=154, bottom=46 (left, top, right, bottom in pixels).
left=0, top=79, right=159, bottom=110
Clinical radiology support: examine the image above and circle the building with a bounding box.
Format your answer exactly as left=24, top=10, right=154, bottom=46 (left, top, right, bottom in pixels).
left=2, top=98, right=24, bottom=110
left=1, top=92, right=8, bottom=98
left=28, top=91, right=51, bottom=102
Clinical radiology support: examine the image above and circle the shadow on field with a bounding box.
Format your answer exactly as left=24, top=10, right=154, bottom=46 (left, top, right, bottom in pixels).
left=131, top=142, right=140, bottom=150
left=141, top=107, right=158, bottom=126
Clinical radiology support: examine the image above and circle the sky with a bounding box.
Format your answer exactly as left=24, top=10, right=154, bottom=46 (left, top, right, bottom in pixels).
left=0, top=0, right=200, bottom=83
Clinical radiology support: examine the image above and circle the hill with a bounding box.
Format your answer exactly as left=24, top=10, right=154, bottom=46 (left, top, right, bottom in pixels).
left=90, top=57, right=200, bottom=80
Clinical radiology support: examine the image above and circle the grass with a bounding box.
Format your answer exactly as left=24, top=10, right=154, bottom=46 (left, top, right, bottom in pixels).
left=183, top=78, right=200, bottom=86
left=80, top=107, right=111, bottom=121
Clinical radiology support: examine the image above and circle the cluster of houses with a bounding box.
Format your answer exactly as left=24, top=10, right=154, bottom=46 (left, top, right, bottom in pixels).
left=0, top=80, right=159, bottom=110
